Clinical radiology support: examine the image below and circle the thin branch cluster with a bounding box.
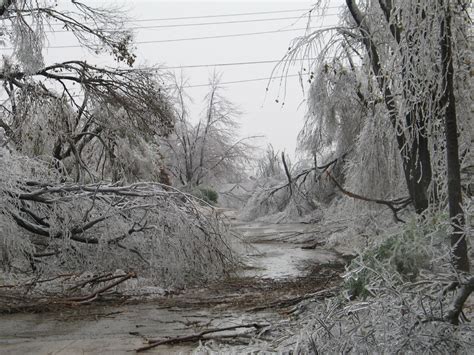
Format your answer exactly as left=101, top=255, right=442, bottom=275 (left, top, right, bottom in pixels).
left=0, top=148, right=236, bottom=288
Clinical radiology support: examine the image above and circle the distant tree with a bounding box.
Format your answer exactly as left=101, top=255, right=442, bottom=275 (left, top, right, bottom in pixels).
left=163, top=74, right=254, bottom=187
left=256, top=144, right=283, bottom=179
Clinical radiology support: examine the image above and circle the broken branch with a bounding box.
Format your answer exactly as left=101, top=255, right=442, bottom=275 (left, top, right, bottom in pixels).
left=136, top=323, right=268, bottom=352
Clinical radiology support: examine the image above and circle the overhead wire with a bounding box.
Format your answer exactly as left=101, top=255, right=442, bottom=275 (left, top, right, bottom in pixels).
left=133, top=27, right=317, bottom=44
left=157, top=58, right=318, bottom=70
left=0, top=25, right=340, bottom=50
left=41, top=6, right=342, bottom=25
left=0, top=7, right=345, bottom=88
left=183, top=74, right=301, bottom=88
left=44, top=13, right=339, bottom=33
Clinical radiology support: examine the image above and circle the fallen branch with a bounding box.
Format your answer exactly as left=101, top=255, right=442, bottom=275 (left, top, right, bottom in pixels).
left=68, top=272, right=114, bottom=291
left=0, top=274, right=76, bottom=289
left=444, top=276, right=474, bottom=325
left=135, top=323, right=268, bottom=352
left=246, top=287, right=339, bottom=312
left=326, top=170, right=411, bottom=223
left=66, top=272, right=135, bottom=303
left=267, top=152, right=347, bottom=199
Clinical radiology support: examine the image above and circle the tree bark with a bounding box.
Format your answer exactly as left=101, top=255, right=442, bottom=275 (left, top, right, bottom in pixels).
left=440, top=1, right=469, bottom=272
left=346, top=0, right=432, bottom=214
left=402, top=111, right=432, bottom=214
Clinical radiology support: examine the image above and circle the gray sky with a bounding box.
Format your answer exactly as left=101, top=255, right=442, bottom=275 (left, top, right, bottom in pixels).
left=41, top=0, right=344, bottom=157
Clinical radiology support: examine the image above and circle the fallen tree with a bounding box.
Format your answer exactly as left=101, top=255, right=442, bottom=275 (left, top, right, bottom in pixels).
left=0, top=149, right=237, bottom=295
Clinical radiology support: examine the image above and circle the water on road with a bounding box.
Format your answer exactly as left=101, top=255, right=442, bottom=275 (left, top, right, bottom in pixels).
left=0, top=221, right=344, bottom=354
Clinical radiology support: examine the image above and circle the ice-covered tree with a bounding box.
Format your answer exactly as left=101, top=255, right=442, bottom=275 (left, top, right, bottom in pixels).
left=163, top=74, right=253, bottom=187
left=279, top=0, right=471, bottom=271
left=0, top=2, right=236, bottom=289
left=0, top=1, right=174, bottom=183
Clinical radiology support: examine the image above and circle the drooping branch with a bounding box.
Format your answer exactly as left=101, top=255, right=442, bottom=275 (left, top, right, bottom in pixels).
left=1, top=61, right=174, bottom=136
left=326, top=170, right=411, bottom=223
left=4, top=1, right=135, bottom=66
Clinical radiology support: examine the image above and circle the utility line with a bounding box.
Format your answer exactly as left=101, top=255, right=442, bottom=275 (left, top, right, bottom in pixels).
left=1, top=26, right=337, bottom=50
left=118, top=26, right=333, bottom=45
left=45, top=13, right=338, bottom=33
left=154, top=58, right=319, bottom=70
left=183, top=74, right=301, bottom=88
left=56, top=74, right=306, bottom=97
left=126, top=8, right=310, bottom=22
left=124, top=26, right=329, bottom=44
left=43, top=7, right=342, bottom=25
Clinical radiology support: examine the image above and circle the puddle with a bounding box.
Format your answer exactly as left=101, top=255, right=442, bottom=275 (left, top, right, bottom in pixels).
left=240, top=242, right=339, bottom=279
left=235, top=222, right=340, bottom=279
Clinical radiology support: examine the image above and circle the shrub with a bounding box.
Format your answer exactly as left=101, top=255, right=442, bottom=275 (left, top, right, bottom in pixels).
left=344, top=215, right=446, bottom=299
left=191, top=186, right=219, bottom=205
left=201, top=187, right=218, bottom=204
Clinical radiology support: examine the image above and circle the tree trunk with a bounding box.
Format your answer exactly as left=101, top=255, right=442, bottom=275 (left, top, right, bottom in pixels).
left=440, top=1, right=469, bottom=272
left=401, top=112, right=432, bottom=214
left=346, top=0, right=432, bottom=214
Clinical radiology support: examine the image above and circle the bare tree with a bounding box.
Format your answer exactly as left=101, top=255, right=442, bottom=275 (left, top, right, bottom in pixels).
left=163, top=74, right=254, bottom=187
left=256, top=144, right=283, bottom=179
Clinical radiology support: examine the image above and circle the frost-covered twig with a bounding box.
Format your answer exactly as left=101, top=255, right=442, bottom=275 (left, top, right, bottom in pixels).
left=0, top=152, right=237, bottom=288
left=136, top=323, right=269, bottom=352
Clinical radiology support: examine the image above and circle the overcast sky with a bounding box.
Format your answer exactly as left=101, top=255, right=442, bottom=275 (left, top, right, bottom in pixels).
left=40, top=0, right=344, bottom=158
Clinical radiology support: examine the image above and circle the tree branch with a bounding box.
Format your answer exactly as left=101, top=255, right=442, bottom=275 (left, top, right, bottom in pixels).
left=326, top=170, right=410, bottom=222
left=136, top=324, right=268, bottom=352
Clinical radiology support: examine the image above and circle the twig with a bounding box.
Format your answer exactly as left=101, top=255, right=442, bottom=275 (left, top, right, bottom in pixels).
left=246, top=287, right=339, bottom=312
left=66, top=272, right=135, bottom=303
left=135, top=323, right=268, bottom=352
left=68, top=272, right=113, bottom=291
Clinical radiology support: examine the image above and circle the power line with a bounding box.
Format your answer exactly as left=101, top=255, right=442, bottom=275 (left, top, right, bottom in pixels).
left=44, top=7, right=342, bottom=25
left=125, top=13, right=337, bottom=29
left=121, top=26, right=333, bottom=45
left=45, top=13, right=339, bottom=33
left=157, top=58, right=318, bottom=70
left=52, top=74, right=308, bottom=96
left=126, top=8, right=310, bottom=22
left=183, top=74, right=302, bottom=88
left=1, top=25, right=338, bottom=50
left=40, top=5, right=344, bottom=28
left=0, top=26, right=335, bottom=50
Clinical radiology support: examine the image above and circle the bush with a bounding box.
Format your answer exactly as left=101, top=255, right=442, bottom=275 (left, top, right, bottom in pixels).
left=191, top=186, right=219, bottom=205
left=201, top=187, right=218, bottom=204
left=344, top=215, right=446, bottom=299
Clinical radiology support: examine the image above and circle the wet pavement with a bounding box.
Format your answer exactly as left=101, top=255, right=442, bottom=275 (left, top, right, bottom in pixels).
left=0, top=221, right=343, bottom=354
